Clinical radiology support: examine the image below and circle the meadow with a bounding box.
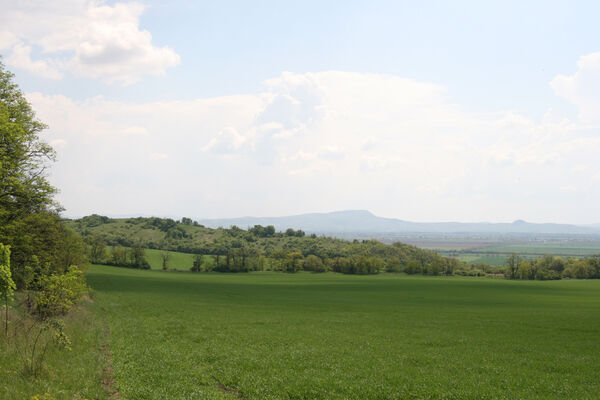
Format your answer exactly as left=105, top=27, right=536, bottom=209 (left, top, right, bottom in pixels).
left=84, top=265, right=600, bottom=399
left=134, top=248, right=196, bottom=270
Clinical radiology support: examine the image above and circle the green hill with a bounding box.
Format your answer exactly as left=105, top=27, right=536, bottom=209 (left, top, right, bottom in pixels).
left=66, top=215, right=463, bottom=274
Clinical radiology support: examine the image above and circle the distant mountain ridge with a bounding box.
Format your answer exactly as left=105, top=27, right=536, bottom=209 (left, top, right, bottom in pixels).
left=198, top=210, right=600, bottom=235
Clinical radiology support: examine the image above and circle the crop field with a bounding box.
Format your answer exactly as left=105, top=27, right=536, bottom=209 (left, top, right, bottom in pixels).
left=481, top=242, right=600, bottom=256
left=406, top=237, right=600, bottom=266
left=86, top=265, right=600, bottom=399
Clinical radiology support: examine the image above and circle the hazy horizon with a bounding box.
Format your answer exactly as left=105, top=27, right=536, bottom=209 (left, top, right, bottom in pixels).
left=2, top=1, right=600, bottom=224
left=62, top=209, right=600, bottom=227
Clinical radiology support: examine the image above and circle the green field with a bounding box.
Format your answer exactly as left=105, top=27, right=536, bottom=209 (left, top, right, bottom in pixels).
left=84, top=265, right=600, bottom=399
left=480, top=242, right=600, bottom=256
left=425, top=239, right=600, bottom=266
left=143, top=248, right=196, bottom=270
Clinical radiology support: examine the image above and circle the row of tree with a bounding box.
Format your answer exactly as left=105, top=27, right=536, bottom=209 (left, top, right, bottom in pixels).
left=505, top=253, right=600, bottom=280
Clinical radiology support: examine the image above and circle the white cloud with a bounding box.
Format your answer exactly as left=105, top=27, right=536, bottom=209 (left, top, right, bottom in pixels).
left=551, top=52, right=600, bottom=123
left=0, top=0, right=180, bottom=84
left=5, top=43, right=62, bottom=79
left=26, top=70, right=600, bottom=223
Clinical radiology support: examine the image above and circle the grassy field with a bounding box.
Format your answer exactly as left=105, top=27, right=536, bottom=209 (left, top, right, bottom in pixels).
left=144, top=248, right=196, bottom=270
left=86, top=265, right=600, bottom=399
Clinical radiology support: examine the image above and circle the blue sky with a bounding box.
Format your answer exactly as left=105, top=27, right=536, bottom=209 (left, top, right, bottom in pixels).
left=2, top=1, right=600, bottom=223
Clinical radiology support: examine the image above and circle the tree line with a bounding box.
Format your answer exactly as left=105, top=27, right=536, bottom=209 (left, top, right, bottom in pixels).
left=504, top=253, right=600, bottom=280
left=1, top=61, right=88, bottom=375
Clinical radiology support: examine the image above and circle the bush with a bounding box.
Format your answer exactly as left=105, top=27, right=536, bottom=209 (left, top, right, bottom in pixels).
left=33, top=266, right=88, bottom=321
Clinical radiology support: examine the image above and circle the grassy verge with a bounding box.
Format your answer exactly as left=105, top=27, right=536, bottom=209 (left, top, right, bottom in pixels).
left=0, top=297, right=108, bottom=400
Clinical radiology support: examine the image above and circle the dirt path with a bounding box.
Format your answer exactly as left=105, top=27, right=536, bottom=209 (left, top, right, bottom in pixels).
left=215, top=378, right=245, bottom=399
left=101, top=326, right=120, bottom=399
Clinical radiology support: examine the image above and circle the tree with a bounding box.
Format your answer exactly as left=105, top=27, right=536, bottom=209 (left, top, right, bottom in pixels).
left=0, top=61, right=58, bottom=226
left=303, top=254, right=325, bottom=272
left=0, top=243, right=15, bottom=336
left=4, top=212, right=87, bottom=288
left=161, top=251, right=170, bottom=270
left=191, top=254, right=204, bottom=272
left=180, top=217, right=193, bottom=225
left=505, top=253, right=521, bottom=279
left=0, top=62, right=88, bottom=287
left=87, top=234, right=106, bottom=263
left=129, top=245, right=150, bottom=269
left=111, top=246, right=128, bottom=266
left=285, top=228, right=296, bottom=237
left=284, top=251, right=303, bottom=272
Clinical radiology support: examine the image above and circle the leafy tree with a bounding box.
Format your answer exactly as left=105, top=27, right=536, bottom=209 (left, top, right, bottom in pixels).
left=191, top=254, right=204, bottom=272
left=517, top=260, right=534, bottom=280
left=129, top=245, right=150, bottom=269
left=0, top=62, right=88, bottom=288
left=505, top=253, right=521, bottom=279
left=285, top=228, right=296, bottom=237
left=161, top=251, right=170, bottom=270
left=4, top=212, right=87, bottom=288
left=303, top=254, right=325, bottom=272
left=33, top=266, right=87, bottom=320
left=0, top=243, right=15, bottom=335
left=110, top=246, right=128, bottom=266
left=87, top=234, right=107, bottom=263
left=284, top=251, right=303, bottom=272
left=0, top=61, right=58, bottom=225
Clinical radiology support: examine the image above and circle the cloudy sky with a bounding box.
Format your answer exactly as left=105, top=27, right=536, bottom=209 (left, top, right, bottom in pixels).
left=2, top=0, right=600, bottom=223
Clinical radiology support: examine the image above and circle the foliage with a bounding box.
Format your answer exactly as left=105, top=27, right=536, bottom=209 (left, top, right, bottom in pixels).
left=504, top=254, right=600, bottom=280
left=86, top=234, right=107, bottom=263
left=190, top=254, right=204, bottom=272
left=2, top=212, right=88, bottom=289
left=32, top=266, right=87, bottom=321
left=0, top=61, right=57, bottom=226
left=1, top=243, right=16, bottom=335
left=248, top=224, right=275, bottom=237
left=67, top=215, right=461, bottom=275
left=5, top=266, right=88, bottom=377
left=161, top=251, right=170, bottom=270
left=106, top=245, right=150, bottom=269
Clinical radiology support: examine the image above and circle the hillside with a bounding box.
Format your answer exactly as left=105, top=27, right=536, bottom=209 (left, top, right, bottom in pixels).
left=198, top=210, right=600, bottom=235
left=65, top=214, right=456, bottom=273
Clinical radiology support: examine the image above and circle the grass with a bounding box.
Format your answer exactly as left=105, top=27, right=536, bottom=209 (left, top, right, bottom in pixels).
left=106, top=246, right=209, bottom=270
left=0, top=297, right=108, bottom=400
left=144, top=248, right=197, bottom=270
left=86, top=265, right=600, bottom=399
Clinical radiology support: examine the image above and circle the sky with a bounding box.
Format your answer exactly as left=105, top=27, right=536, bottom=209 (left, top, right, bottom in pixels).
left=1, top=0, right=600, bottom=224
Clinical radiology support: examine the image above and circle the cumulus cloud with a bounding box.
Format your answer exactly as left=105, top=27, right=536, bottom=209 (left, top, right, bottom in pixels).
left=5, top=43, right=63, bottom=79
left=551, top=52, right=600, bottom=123
left=0, top=0, right=180, bottom=84
left=26, top=70, right=600, bottom=222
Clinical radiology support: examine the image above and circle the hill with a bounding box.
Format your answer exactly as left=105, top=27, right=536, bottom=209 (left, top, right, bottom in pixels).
left=65, top=214, right=458, bottom=274
left=198, top=210, right=600, bottom=235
